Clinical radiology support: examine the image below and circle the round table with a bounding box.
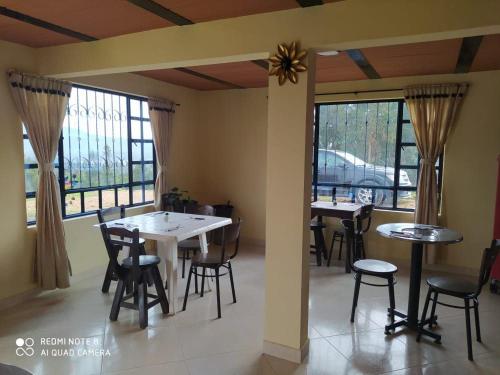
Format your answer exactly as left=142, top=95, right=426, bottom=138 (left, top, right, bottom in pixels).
left=377, top=223, right=463, bottom=338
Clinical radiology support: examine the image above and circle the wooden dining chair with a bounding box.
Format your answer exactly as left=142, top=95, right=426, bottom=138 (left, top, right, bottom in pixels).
left=342, top=219, right=398, bottom=332
left=100, top=224, right=169, bottom=329
left=178, top=205, right=215, bottom=280
left=417, top=240, right=500, bottom=360
left=355, top=204, right=374, bottom=259
left=97, top=205, right=147, bottom=293
left=183, top=218, right=241, bottom=319
left=310, top=220, right=328, bottom=266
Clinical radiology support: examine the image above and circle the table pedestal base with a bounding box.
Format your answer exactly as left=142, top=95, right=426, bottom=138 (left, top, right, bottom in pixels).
left=384, top=308, right=441, bottom=343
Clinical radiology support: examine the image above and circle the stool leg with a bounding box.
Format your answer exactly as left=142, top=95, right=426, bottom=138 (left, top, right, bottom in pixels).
left=338, top=234, right=344, bottom=261
left=101, top=261, right=113, bottom=293
left=215, top=267, right=221, bottom=319
left=138, top=281, right=148, bottom=329
left=417, top=288, right=432, bottom=342
left=350, top=273, right=361, bottom=323
left=388, top=277, right=396, bottom=326
left=152, top=267, right=169, bottom=314
left=327, top=234, right=336, bottom=267
left=110, top=279, right=126, bottom=321
left=182, top=250, right=186, bottom=279
left=200, top=267, right=206, bottom=297
left=429, top=291, right=438, bottom=328
left=313, top=229, right=322, bottom=266
left=228, top=262, right=237, bottom=303
left=182, top=266, right=193, bottom=311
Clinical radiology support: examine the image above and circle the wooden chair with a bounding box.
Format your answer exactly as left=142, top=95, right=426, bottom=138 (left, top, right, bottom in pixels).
left=100, top=224, right=169, bottom=329
left=310, top=220, right=328, bottom=266
left=178, top=205, right=215, bottom=279
left=97, top=205, right=147, bottom=293
left=417, top=240, right=500, bottom=360
left=342, top=219, right=398, bottom=332
left=327, top=225, right=344, bottom=267
left=183, top=218, right=241, bottom=319
left=355, top=204, right=374, bottom=260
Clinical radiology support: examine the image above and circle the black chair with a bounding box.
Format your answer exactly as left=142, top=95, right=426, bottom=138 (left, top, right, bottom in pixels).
left=178, top=205, right=215, bottom=279
left=97, top=205, right=147, bottom=293
left=183, top=218, right=241, bottom=319
left=310, top=220, right=328, bottom=266
left=327, top=225, right=344, bottom=267
left=355, top=204, right=374, bottom=260
left=342, top=219, right=398, bottom=332
left=417, top=240, right=500, bottom=361
left=212, top=201, right=234, bottom=218
left=100, top=224, right=169, bottom=329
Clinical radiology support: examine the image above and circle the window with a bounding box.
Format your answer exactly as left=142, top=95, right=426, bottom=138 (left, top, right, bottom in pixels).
left=23, top=85, right=155, bottom=224
left=312, top=99, right=443, bottom=211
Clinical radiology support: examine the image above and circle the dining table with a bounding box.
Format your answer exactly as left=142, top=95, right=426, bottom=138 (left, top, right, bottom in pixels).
left=310, top=200, right=363, bottom=268
left=377, top=223, right=463, bottom=339
left=95, top=211, right=232, bottom=315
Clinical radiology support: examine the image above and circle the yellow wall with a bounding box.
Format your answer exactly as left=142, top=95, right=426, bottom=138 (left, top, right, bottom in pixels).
left=0, top=62, right=201, bottom=301
left=196, top=88, right=268, bottom=243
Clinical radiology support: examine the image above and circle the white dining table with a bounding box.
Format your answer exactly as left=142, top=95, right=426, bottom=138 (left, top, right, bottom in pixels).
left=95, top=211, right=232, bottom=314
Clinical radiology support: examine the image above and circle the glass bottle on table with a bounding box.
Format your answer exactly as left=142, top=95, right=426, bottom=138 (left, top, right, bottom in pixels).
left=332, top=187, right=337, bottom=206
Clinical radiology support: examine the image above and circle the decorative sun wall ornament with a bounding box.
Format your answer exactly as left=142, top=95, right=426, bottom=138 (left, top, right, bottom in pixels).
left=269, top=41, right=308, bottom=85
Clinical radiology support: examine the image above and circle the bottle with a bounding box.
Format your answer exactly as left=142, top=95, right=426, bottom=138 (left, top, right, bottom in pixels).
left=332, top=187, right=337, bottom=206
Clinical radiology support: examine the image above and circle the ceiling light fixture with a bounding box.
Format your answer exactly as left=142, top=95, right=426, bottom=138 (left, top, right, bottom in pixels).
left=317, top=50, right=340, bottom=56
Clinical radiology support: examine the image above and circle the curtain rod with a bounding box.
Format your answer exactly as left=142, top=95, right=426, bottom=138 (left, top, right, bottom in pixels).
left=316, top=88, right=403, bottom=96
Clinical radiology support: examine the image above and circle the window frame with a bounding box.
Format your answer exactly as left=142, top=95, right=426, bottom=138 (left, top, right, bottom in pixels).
left=312, top=99, right=443, bottom=212
left=24, top=84, right=156, bottom=225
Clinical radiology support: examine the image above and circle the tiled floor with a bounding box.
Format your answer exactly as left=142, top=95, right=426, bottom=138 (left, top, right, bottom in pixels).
left=1, top=245, right=499, bottom=374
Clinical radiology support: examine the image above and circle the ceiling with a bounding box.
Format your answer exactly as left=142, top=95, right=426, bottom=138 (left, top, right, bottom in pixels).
left=0, top=1, right=499, bottom=91
left=137, top=35, right=500, bottom=90
left=0, top=0, right=341, bottom=47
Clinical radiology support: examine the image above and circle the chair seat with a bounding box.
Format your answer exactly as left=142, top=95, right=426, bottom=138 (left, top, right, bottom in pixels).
left=353, top=259, right=397, bottom=275
left=310, top=221, right=326, bottom=229
left=178, top=239, right=201, bottom=250
left=122, top=255, right=161, bottom=268
left=191, top=250, right=229, bottom=267
left=427, top=276, right=476, bottom=297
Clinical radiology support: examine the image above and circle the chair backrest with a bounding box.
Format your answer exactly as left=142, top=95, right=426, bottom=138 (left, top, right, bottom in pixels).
left=185, top=204, right=215, bottom=216
left=97, top=205, right=125, bottom=224
left=475, top=239, right=500, bottom=296
left=356, top=204, right=374, bottom=233
left=212, top=201, right=234, bottom=218
left=212, top=218, right=241, bottom=263
left=341, top=219, right=357, bottom=269
left=99, top=224, right=142, bottom=282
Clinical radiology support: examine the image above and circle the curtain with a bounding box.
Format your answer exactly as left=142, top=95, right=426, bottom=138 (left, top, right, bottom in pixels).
left=148, top=97, right=175, bottom=210
left=8, top=71, right=72, bottom=289
left=404, top=83, right=467, bottom=263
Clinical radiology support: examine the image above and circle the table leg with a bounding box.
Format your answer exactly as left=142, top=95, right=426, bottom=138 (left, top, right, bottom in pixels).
left=158, top=239, right=178, bottom=315
left=407, top=242, right=423, bottom=329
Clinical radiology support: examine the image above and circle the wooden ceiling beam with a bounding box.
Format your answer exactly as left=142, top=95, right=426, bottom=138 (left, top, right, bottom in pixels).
left=455, top=36, right=483, bottom=73
left=296, top=0, right=324, bottom=7
left=127, top=0, right=193, bottom=26
left=252, top=60, right=269, bottom=71
left=174, top=68, right=243, bottom=89
left=0, top=6, right=97, bottom=41
left=346, top=49, right=380, bottom=79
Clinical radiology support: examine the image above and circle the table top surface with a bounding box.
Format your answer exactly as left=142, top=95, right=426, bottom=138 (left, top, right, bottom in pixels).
left=377, top=223, right=463, bottom=244
left=94, top=211, right=232, bottom=242
left=311, top=201, right=363, bottom=212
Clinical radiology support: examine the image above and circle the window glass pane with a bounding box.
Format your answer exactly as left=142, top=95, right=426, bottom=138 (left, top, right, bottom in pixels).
left=143, top=142, right=153, bottom=161
left=145, top=184, right=154, bottom=202
left=23, top=139, right=37, bottom=164
left=132, top=185, right=144, bottom=204
left=25, top=168, right=38, bottom=193
left=403, top=104, right=410, bottom=120
left=144, top=164, right=154, bottom=181
left=401, top=122, right=415, bottom=143
left=132, top=164, right=143, bottom=182
left=130, top=99, right=141, bottom=117
left=400, top=168, right=417, bottom=187
left=118, top=187, right=130, bottom=206
left=26, top=197, right=36, bottom=222
left=401, top=145, right=419, bottom=166
left=143, top=121, right=152, bottom=140
left=141, top=101, right=150, bottom=119
left=84, top=191, right=99, bottom=212
left=102, top=189, right=116, bottom=209
left=65, top=193, right=81, bottom=215
left=131, top=120, right=141, bottom=139
left=397, top=190, right=417, bottom=210
left=131, top=142, right=141, bottom=162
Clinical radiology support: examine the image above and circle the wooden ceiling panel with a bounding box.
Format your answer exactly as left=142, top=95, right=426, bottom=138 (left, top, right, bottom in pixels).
left=0, top=14, right=78, bottom=47
left=470, top=34, right=500, bottom=72
left=137, top=69, right=230, bottom=91
left=362, top=39, right=462, bottom=78
left=0, top=0, right=172, bottom=41
left=156, top=0, right=299, bottom=23
left=190, top=61, right=268, bottom=88
left=316, top=52, right=367, bottom=82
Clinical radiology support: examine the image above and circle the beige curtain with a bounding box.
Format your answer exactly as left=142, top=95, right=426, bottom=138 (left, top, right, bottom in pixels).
left=404, top=83, right=467, bottom=263
left=8, top=71, right=72, bottom=289
left=148, top=98, right=175, bottom=210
